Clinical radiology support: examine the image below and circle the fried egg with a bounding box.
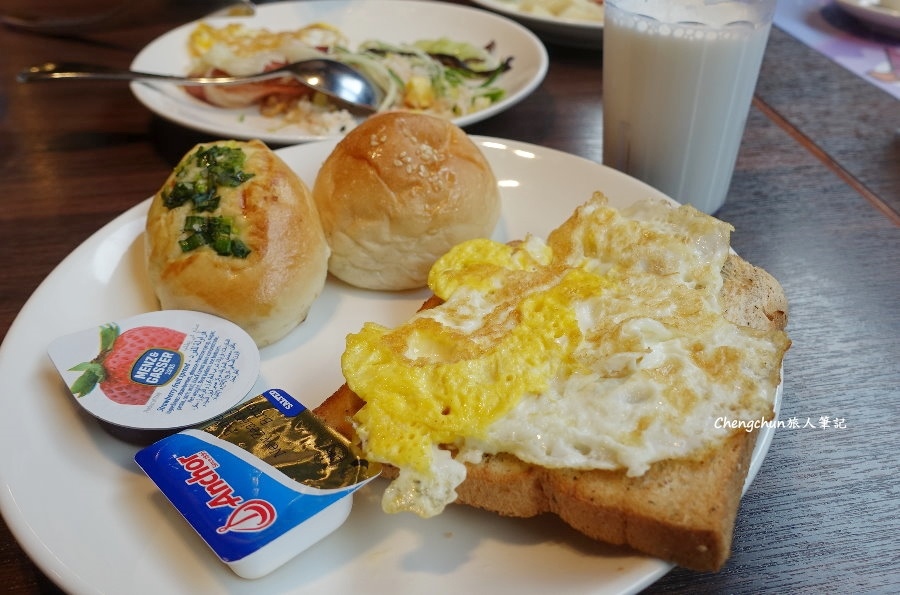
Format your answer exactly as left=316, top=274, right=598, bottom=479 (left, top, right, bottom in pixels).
left=187, top=22, right=345, bottom=76
left=342, top=193, right=790, bottom=517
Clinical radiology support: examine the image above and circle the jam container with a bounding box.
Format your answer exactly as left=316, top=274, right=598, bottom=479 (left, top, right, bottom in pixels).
left=48, top=310, right=260, bottom=443
left=135, top=388, right=381, bottom=578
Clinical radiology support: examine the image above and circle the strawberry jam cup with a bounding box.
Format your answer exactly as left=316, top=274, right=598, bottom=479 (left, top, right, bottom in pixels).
left=48, top=310, right=260, bottom=444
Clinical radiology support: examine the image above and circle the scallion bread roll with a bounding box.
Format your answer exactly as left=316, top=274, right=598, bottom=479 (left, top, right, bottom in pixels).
left=145, top=139, right=329, bottom=347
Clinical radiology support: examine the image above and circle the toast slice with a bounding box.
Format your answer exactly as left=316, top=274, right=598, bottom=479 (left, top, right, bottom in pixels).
left=314, top=253, right=789, bottom=571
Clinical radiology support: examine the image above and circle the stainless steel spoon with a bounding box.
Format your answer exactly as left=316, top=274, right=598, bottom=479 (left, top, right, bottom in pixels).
left=17, top=60, right=382, bottom=113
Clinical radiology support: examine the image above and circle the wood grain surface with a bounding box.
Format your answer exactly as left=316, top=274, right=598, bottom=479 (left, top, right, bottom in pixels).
left=1, top=1, right=898, bottom=593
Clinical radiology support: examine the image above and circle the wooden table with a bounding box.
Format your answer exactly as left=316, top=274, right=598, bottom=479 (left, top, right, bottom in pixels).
left=2, top=1, right=899, bottom=593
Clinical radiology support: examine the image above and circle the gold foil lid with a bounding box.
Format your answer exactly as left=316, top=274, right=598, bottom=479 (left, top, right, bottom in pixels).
left=198, top=390, right=380, bottom=490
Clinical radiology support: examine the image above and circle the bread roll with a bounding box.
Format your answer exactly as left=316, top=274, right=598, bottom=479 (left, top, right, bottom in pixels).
left=312, top=112, right=501, bottom=290
left=145, top=139, right=329, bottom=347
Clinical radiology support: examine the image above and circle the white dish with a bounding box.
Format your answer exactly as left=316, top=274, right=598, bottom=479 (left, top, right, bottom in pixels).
left=129, top=0, right=549, bottom=144
left=835, top=0, right=900, bottom=36
left=0, top=137, right=779, bottom=595
left=471, top=0, right=603, bottom=49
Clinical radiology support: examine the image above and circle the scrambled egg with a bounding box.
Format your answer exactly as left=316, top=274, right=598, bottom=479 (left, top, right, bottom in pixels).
left=342, top=193, right=789, bottom=517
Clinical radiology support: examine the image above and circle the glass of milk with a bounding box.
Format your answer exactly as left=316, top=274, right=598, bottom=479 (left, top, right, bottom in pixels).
left=602, top=0, right=776, bottom=214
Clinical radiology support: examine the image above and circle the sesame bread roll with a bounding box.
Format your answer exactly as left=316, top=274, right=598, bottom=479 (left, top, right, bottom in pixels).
left=312, top=112, right=501, bottom=290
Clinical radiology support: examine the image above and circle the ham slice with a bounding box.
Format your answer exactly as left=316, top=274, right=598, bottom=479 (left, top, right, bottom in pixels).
left=184, top=65, right=313, bottom=108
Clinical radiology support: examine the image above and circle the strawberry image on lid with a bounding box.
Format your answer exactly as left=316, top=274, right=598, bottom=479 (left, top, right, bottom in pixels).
left=48, top=310, right=260, bottom=442
left=69, top=324, right=187, bottom=405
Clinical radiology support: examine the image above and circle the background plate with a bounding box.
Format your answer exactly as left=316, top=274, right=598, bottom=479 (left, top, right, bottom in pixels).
left=0, top=137, right=778, bottom=595
left=129, top=0, right=549, bottom=144
left=470, top=0, right=603, bottom=49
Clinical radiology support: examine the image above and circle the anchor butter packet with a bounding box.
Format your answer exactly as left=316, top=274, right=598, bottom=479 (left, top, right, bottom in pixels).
left=135, top=388, right=381, bottom=579
left=48, top=310, right=260, bottom=442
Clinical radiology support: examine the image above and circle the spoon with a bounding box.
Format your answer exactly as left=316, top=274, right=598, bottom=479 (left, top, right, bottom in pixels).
left=17, top=60, right=382, bottom=113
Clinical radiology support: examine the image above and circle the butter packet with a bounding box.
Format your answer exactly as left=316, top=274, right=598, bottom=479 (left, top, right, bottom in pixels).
left=135, top=388, right=381, bottom=579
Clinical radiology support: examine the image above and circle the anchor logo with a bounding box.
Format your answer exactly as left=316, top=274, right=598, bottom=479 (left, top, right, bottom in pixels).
left=217, top=498, right=277, bottom=534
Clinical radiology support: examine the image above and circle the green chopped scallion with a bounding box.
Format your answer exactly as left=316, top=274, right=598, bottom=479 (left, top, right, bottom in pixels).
left=179, top=232, right=208, bottom=252
left=230, top=238, right=251, bottom=258
left=162, top=144, right=254, bottom=259
left=178, top=215, right=249, bottom=258
left=183, top=215, right=206, bottom=233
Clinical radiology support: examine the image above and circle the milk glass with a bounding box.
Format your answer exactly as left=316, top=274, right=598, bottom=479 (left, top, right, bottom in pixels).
left=602, top=0, right=777, bottom=214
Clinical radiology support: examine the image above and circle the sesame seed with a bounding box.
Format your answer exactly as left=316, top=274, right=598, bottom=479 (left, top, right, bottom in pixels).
left=417, top=143, right=440, bottom=163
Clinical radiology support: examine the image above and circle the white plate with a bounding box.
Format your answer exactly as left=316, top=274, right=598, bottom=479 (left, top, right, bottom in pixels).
left=835, top=0, right=900, bottom=36
left=129, top=0, right=548, bottom=144
left=0, top=137, right=779, bottom=595
left=471, top=0, right=603, bottom=49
